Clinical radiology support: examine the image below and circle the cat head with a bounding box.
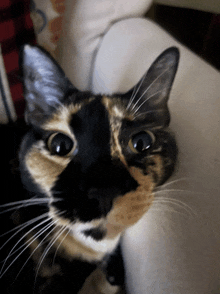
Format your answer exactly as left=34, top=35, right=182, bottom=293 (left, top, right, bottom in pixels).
left=19, top=45, right=179, bottom=232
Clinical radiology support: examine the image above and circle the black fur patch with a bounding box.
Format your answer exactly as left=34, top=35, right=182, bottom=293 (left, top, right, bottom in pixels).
left=101, top=244, right=125, bottom=286
left=0, top=46, right=180, bottom=294
left=83, top=227, right=106, bottom=241
left=35, top=257, right=97, bottom=294
left=52, top=99, right=138, bottom=222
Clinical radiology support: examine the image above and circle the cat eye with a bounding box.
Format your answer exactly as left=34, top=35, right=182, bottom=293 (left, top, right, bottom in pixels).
left=47, top=132, right=75, bottom=156
left=129, top=131, right=155, bottom=153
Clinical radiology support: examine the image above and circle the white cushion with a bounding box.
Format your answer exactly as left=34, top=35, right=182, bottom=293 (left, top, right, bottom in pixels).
left=92, top=18, right=220, bottom=293
left=57, top=0, right=152, bottom=91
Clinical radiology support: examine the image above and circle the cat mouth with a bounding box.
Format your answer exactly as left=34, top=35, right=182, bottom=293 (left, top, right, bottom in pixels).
left=64, top=220, right=120, bottom=253
left=82, top=227, right=106, bottom=241
left=50, top=206, right=107, bottom=240
left=68, top=223, right=121, bottom=254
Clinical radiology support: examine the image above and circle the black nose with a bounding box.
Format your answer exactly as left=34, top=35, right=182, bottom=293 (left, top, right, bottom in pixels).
left=87, top=188, right=113, bottom=216
left=52, top=158, right=139, bottom=222
left=84, top=159, right=138, bottom=216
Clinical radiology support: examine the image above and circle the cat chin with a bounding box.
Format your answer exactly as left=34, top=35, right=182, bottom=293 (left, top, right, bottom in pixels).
left=49, top=207, right=121, bottom=257
left=69, top=224, right=121, bottom=254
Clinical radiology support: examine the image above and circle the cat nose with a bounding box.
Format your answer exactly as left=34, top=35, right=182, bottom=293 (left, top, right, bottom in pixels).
left=87, top=160, right=138, bottom=193
left=87, top=188, right=113, bottom=216
left=84, top=160, right=138, bottom=216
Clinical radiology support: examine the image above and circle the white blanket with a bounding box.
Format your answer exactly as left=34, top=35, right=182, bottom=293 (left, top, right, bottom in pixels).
left=96, top=19, right=220, bottom=293
left=31, top=1, right=220, bottom=292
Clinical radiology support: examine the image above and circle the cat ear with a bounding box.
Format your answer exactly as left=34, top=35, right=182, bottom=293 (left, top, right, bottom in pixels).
left=125, top=47, right=179, bottom=126
left=21, top=45, right=75, bottom=126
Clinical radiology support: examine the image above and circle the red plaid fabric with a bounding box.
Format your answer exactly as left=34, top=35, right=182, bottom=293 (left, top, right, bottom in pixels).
left=0, top=0, right=35, bottom=118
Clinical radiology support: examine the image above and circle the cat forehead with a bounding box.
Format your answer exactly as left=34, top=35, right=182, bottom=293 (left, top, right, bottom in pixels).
left=25, top=96, right=129, bottom=195
left=42, top=95, right=131, bottom=133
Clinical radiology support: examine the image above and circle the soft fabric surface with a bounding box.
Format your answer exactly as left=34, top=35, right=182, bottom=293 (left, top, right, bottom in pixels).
left=2, top=0, right=220, bottom=293
left=93, top=18, right=220, bottom=293
left=32, top=1, right=220, bottom=292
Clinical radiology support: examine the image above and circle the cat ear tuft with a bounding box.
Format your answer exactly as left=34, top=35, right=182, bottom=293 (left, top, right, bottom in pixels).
left=21, top=45, right=75, bottom=126
left=125, top=47, right=179, bottom=126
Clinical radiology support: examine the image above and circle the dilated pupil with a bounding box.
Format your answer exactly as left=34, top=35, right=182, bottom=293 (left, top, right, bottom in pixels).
left=135, top=139, right=144, bottom=152
left=132, top=132, right=152, bottom=152
left=50, top=133, right=73, bottom=156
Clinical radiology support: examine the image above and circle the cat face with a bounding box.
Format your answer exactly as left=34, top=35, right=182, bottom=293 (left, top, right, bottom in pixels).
left=19, top=45, right=179, bottom=245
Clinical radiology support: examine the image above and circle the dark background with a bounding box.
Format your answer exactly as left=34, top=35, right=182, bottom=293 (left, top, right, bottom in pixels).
left=149, top=4, right=220, bottom=70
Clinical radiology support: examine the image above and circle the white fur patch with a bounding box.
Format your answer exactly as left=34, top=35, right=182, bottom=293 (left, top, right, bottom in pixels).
left=69, top=222, right=120, bottom=254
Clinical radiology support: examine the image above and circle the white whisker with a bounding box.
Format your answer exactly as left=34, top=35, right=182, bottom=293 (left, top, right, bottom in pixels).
left=126, top=84, right=138, bottom=111
left=153, top=198, right=197, bottom=217
left=160, top=177, right=190, bottom=188
left=155, top=188, right=204, bottom=196
left=0, top=217, right=51, bottom=275
left=0, top=212, right=49, bottom=248
left=0, top=201, right=49, bottom=216
left=132, top=90, right=163, bottom=115
left=3, top=219, right=55, bottom=262
left=0, top=198, right=50, bottom=208
left=34, top=224, right=67, bottom=282
left=0, top=218, right=56, bottom=279
left=126, top=73, right=147, bottom=111
left=130, top=67, right=169, bottom=112
left=52, top=227, right=71, bottom=265
left=16, top=221, right=61, bottom=279
left=133, top=109, right=162, bottom=119
left=155, top=189, right=192, bottom=195
left=3, top=211, right=64, bottom=260
left=0, top=197, right=62, bottom=215
left=149, top=206, right=189, bottom=217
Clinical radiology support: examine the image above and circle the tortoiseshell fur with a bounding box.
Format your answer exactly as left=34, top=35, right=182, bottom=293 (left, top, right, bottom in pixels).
left=0, top=45, right=179, bottom=293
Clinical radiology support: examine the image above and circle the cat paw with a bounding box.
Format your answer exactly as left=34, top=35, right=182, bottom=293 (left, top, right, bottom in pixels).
left=79, top=268, right=124, bottom=294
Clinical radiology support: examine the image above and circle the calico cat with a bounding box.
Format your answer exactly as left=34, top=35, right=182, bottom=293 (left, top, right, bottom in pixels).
left=0, top=45, right=179, bottom=293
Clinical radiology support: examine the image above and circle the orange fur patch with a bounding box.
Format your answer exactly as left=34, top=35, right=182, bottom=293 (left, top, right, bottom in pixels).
left=26, top=142, right=70, bottom=195
left=106, top=167, right=155, bottom=238
left=147, top=154, right=164, bottom=184
left=25, top=98, right=165, bottom=261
